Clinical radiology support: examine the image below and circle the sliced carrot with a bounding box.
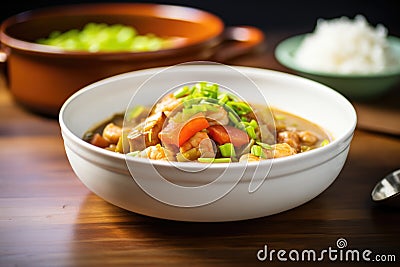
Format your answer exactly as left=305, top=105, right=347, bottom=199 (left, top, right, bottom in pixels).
left=207, top=125, right=249, bottom=147
left=178, top=116, right=210, bottom=147
left=159, top=115, right=210, bottom=147
left=207, top=125, right=230, bottom=145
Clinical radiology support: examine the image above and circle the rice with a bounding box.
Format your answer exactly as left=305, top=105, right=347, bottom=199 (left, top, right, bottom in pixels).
left=294, top=15, right=396, bottom=74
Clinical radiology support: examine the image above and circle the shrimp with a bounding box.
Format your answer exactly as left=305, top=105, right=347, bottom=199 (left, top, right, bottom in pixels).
left=102, top=123, right=122, bottom=144
left=239, top=153, right=261, bottom=162
left=152, top=94, right=182, bottom=117
left=179, top=131, right=215, bottom=160
left=265, top=143, right=297, bottom=158
left=136, top=144, right=170, bottom=160
left=240, top=143, right=296, bottom=161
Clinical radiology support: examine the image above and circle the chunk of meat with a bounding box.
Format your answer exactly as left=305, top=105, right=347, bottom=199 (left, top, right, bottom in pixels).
left=205, top=106, right=229, bottom=126
left=277, top=131, right=301, bottom=152
left=128, top=112, right=166, bottom=152
left=298, top=131, right=318, bottom=146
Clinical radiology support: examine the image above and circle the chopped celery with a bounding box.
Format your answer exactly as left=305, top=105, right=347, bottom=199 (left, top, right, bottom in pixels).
left=219, top=143, right=236, bottom=158
left=191, top=82, right=218, bottom=99
left=249, top=119, right=258, bottom=129
left=198, top=157, right=232, bottom=163
left=36, top=23, right=170, bottom=52
left=173, top=85, right=190, bottom=98
left=226, top=101, right=252, bottom=115
left=183, top=97, right=203, bottom=108
left=172, top=82, right=257, bottom=132
left=251, top=145, right=262, bottom=157
left=250, top=145, right=266, bottom=158
left=256, top=141, right=272, bottom=150
left=245, top=126, right=257, bottom=140
left=228, top=111, right=241, bottom=126
left=217, top=93, right=229, bottom=105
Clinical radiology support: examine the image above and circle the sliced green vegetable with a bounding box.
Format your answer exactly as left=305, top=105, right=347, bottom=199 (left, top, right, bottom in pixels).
left=245, top=126, right=257, bottom=140
left=249, top=119, right=258, bottom=129
left=115, top=130, right=130, bottom=153
left=217, top=93, right=229, bottom=105
left=250, top=145, right=267, bottom=158
left=127, top=105, right=145, bottom=121
left=251, top=145, right=262, bottom=157
left=37, top=23, right=170, bottom=52
left=320, top=139, right=330, bottom=147
left=173, top=85, right=190, bottom=98
left=256, top=141, right=272, bottom=150
left=238, top=138, right=255, bottom=156
left=198, top=157, right=232, bottom=163
left=226, top=101, right=252, bottom=115
left=228, top=112, right=244, bottom=130
left=219, top=143, right=236, bottom=158
left=172, top=82, right=256, bottom=132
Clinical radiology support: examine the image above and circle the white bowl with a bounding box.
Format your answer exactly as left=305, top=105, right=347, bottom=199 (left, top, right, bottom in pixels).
left=59, top=64, right=357, bottom=222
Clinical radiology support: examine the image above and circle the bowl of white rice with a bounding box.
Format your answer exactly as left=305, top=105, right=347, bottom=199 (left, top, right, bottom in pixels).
left=275, top=15, right=400, bottom=99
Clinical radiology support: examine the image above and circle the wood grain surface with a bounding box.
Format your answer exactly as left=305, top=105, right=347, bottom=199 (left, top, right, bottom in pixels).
left=1, top=32, right=399, bottom=267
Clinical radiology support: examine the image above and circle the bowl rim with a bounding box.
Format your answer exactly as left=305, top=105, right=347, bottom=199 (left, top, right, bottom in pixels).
left=0, top=2, right=224, bottom=58
left=59, top=65, right=357, bottom=179
left=275, top=34, right=400, bottom=78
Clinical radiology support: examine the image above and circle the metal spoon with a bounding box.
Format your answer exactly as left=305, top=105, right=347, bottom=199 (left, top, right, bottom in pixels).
left=371, top=169, right=400, bottom=204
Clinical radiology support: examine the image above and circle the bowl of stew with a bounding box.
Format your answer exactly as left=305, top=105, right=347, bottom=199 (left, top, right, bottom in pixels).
left=0, top=3, right=264, bottom=116
left=59, top=63, right=357, bottom=222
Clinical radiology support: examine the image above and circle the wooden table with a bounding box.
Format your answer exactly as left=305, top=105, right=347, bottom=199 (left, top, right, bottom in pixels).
left=1, top=32, right=400, bottom=267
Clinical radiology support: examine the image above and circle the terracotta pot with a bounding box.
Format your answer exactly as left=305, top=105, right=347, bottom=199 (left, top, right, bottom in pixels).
left=0, top=3, right=265, bottom=116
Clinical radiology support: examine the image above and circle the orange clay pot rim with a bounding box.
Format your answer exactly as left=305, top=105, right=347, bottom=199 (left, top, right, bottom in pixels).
left=0, top=3, right=225, bottom=58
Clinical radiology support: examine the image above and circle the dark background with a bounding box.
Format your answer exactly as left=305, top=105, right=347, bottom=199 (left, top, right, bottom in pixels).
left=1, top=0, right=400, bottom=36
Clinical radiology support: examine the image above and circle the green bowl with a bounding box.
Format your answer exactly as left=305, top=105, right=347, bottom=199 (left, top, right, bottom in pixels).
left=275, top=34, right=400, bottom=100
